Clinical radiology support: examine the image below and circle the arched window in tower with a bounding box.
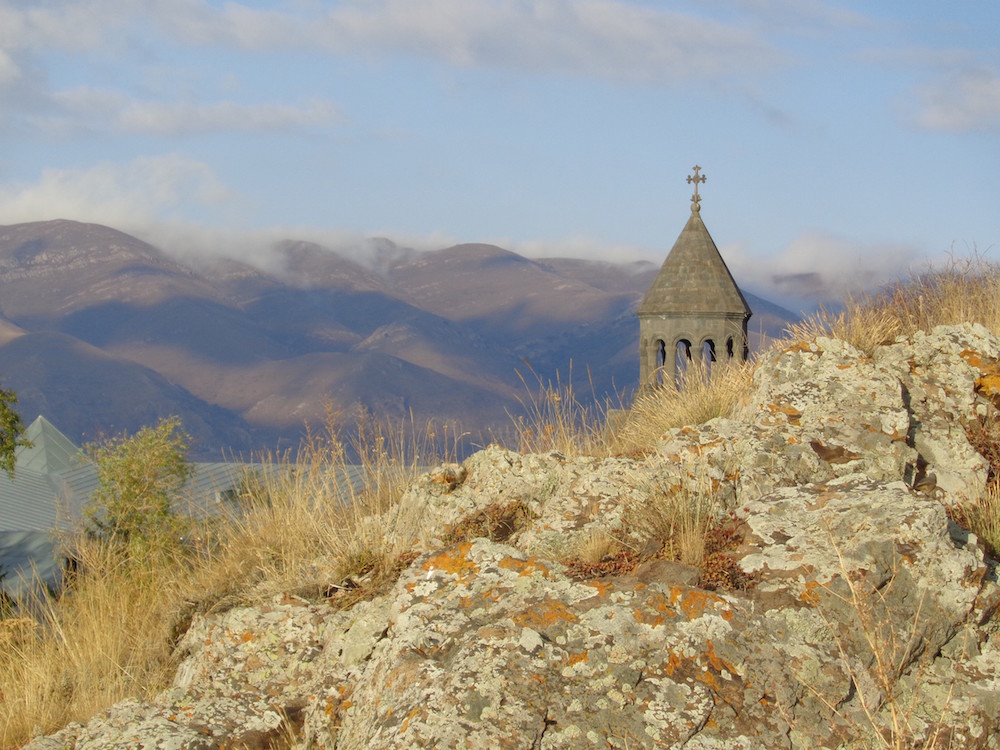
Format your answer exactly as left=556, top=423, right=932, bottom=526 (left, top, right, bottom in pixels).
left=701, top=339, right=716, bottom=379
left=726, top=337, right=734, bottom=359
left=701, top=339, right=716, bottom=362
left=675, top=339, right=692, bottom=386
left=655, top=339, right=667, bottom=385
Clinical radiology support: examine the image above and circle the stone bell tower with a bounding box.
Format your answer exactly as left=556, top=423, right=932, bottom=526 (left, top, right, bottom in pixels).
left=638, top=166, right=752, bottom=387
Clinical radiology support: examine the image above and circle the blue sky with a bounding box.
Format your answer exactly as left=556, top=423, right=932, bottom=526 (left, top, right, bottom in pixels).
left=0, top=0, right=998, bottom=312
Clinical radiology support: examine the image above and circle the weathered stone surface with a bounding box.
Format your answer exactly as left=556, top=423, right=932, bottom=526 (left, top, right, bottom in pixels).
left=22, top=325, right=1000, bottom=749
left=388, top=447, right=663, bottom=559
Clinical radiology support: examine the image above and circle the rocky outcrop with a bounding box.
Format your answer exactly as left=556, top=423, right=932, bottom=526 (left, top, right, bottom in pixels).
left=24, top=324, right=1000, bottom=749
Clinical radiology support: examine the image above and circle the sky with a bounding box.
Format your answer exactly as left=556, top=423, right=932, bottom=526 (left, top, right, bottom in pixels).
left=0, top=0, right=998, bottom=313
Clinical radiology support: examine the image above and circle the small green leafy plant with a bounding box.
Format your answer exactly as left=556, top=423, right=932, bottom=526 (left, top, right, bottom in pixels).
left=83, top=416, right=194, bottom=557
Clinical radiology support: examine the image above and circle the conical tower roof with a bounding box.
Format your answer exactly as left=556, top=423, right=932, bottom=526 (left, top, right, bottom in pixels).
left=638, top=174, right=751, bottom=318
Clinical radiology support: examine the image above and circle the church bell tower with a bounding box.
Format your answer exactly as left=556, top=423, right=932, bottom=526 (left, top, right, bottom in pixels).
left=637, top=166, right=752, bottom=387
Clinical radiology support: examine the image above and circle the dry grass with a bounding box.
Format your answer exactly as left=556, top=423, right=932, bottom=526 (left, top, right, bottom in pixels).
left=509, top=357, right=755, bottom=459
left=952, top=484, right=1000, bottom=561
left=786, top=252, right=1000, bottom=355
left=509, top=364, right=617, bottom=457
left=951, top=408, right=1000, bottom=559
left=626, top=467, right=722, bottom=568
left=0, top=544, right=187, bottom=747
left=570, top=528, right=625, bottom=566
left=613, top=359, right=755, bottom=456
left=0, top=415, right=444, bottom=749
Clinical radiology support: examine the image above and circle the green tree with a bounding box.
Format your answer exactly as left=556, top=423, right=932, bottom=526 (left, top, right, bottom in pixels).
left=0, top=385, right=29, bottom=479
left=83, top=416, right=194, bottom=553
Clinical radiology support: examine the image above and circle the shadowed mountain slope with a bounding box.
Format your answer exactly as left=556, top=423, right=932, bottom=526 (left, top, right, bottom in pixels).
left=0, top=329, right=257, bottom=457
left=0, top=221, right=798, bottom=458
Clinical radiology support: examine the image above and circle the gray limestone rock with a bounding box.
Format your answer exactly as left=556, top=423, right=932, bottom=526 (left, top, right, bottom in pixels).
left=22, top=325, right=1000, bottom=749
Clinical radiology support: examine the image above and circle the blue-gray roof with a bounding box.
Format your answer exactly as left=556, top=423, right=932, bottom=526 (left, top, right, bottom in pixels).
left=0, top=416, right=254, bottom=600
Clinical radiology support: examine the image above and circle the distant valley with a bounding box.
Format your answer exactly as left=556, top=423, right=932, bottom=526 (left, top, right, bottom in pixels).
left=0, top=220, right=797, bottom=459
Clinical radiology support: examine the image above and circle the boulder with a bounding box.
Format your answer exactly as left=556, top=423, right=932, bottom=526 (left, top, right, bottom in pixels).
left=22, top=325, right=1000, bottom=749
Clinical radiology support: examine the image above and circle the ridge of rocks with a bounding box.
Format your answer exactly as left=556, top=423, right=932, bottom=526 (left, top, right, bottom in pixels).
left=25, top=324, right=1000, bottom=749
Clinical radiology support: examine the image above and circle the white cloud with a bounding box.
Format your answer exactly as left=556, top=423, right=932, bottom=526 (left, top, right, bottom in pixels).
left=511, top=235, right=651, bottom=264
left=117, top=97, right=339, bottom=135
left=0, top=155, right=233, bottom=229
left=49, top=87, right=339, bottom=135
left=914, top=68, right=1000, bottom=133
left=317, top=0, right=782, bottom=83
left=0, top=48, right=19, bottom=84
left=2, top=0, right=783, bottom=84
left=0, top=0, right=788, bottom=140
left=724, top=231, right=927, bottom=309
left=0, top=1, right=134, bottom=54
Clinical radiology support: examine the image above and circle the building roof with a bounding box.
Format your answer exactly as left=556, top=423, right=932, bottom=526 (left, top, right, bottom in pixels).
left=0, top=416, right=379, bottom=601
left=0, top=416, right=254, bottom=599
left=17, top=415, right=83, bottom=474
left=637, top=201, right=752, bottom=319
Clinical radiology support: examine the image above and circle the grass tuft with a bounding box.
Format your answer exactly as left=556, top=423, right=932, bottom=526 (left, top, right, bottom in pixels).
left=509, top=364, right=616, bottom=457
left=0, top=413, right=445, bottom=749
left=785, top=252, right=1000, bottom=354
left=614, top=359, right=754, bottom=456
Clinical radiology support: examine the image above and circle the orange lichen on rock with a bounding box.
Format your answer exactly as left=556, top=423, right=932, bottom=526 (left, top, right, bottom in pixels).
left=422, top=542, right=479, bottom=581
left=668, top=585, right=733, bottom=621
left=498, top=556, right=553, bottom=579
left=512, top=598, right=578, bottom=630
left=399, top=706, right=423, bottom=733
left=704, top=640, right=739, bottom=676
left=800, top=580, right=822, bottom=605
left=960, top=349, right=1000, bottom=400
left=764, top=403, right=803, bottom=426
left=633, top=591, right=678, bottom=628
left=583, top=580, right=612, bottom=598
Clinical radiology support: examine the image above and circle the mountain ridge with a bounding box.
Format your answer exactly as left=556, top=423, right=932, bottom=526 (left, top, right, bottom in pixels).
left=0, top=220, right=799, bottom=458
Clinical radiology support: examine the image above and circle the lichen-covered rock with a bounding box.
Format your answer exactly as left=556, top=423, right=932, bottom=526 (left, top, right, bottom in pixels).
left=656, top=324, right=997, bottom=505
left=873, top=324, right=997, bottom=497
left=22, top=326, right=1000, bottom=749
left=336, top=538, right=763, bottom=749
left=387, top=446, right=665, bottom=559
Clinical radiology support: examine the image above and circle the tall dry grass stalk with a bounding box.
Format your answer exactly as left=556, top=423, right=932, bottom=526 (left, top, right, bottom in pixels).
left=786, top=252, right=1000, bottom=355
left=510, top=365, right=617, bottom=457
left=613, top=359, right=755, bottom=456
left=214, top=415, right=436, bottom=591
left=509, top=356, right=755, bottom=458
left=0, top=541, right=186, bottom=747
left=0, top=414, right=442, bottom=749
left=953, top=409, right=1000, bottom=558
left=799, top=540, right=955, bottom=750
left=953, top=484, right=1000, bottom=561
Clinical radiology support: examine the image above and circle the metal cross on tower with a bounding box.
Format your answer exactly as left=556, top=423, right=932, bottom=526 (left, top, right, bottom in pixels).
left=687, top=165, right=706, bottom=211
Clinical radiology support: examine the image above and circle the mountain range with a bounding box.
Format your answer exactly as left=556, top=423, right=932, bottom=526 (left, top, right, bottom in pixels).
left=0, top=220, right=797, bottom=459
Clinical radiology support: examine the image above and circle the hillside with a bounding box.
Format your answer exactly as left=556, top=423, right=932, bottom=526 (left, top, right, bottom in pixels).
left=19, top=322, right=1000, bottom=749
left=0, top=220, right=798, bottom=458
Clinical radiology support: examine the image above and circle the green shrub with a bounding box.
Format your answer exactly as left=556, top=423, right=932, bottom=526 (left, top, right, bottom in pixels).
left=83, top=416, right=194, bottom=557
left=0, top=383, right=29, bottom=479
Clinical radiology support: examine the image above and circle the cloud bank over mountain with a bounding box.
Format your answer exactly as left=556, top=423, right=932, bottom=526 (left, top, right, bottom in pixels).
left=0, top=1, right=996, bottom=315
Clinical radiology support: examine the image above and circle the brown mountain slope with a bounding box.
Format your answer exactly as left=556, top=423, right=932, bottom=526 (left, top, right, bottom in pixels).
left=387, top=244, right=636, bottom=340
left=0, top=220, right=221, bottom=319
left=0, top=221, right=799, bottom=458
left=0, top=330, right=257, bottom=457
